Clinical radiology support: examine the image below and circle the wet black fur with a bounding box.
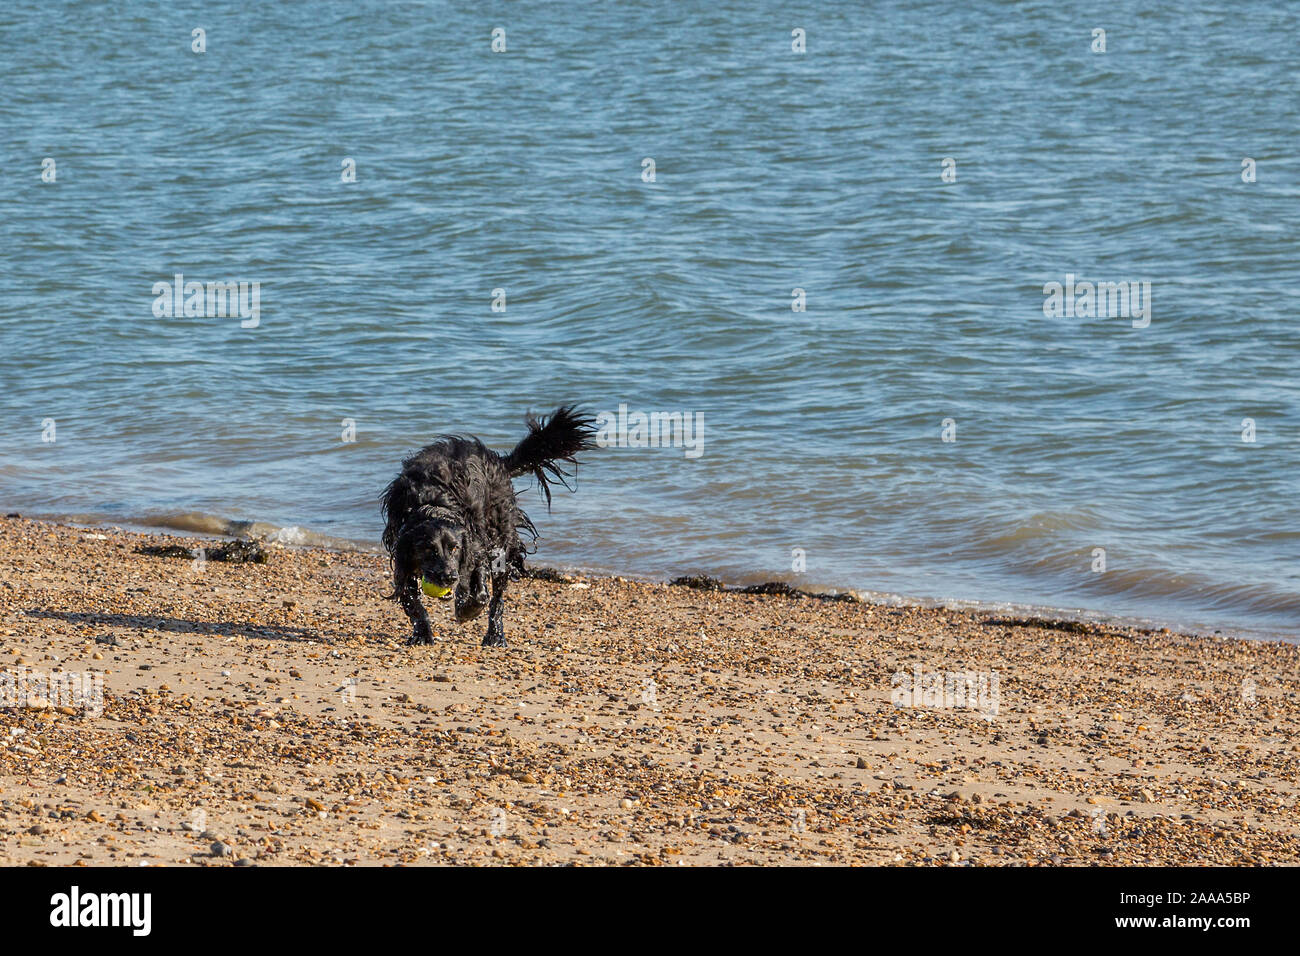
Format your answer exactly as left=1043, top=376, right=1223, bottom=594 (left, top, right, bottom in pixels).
left=381, top=406, right=596, bottom=647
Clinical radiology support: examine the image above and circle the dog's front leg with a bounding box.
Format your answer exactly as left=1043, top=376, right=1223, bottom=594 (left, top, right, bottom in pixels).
left=398, top=575, right=434, bottom=645
left=481, top=573, right=508, bottom=648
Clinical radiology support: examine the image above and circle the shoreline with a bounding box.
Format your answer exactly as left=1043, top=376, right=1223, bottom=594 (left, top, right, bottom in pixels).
left=1, top=514, right=1298, bottom=866
left=9, top=509, right=1291, bottom=647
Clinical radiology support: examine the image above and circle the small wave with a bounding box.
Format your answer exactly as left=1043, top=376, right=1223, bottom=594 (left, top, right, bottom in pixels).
left=49, top=511, right=378, bottom=554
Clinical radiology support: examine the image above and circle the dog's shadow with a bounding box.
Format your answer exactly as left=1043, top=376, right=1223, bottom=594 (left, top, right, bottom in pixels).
left=24, top=608, right=319, bottom=644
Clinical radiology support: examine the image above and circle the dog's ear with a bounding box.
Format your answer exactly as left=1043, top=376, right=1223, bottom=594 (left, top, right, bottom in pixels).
left=387, top=521, right=423, bottom=597
left=456, top=530, right=478, bottom=577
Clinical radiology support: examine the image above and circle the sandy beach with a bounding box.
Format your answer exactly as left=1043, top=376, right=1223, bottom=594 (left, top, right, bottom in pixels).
left=0, top=515, right=1296, bottom=867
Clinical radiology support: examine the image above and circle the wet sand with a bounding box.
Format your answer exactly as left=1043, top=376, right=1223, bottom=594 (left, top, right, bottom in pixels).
left=0, top=515, right=1297, bottom=866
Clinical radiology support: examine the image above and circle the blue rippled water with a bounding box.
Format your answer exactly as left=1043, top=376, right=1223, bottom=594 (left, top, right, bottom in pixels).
left=1, top=1, right=1297, bottom=639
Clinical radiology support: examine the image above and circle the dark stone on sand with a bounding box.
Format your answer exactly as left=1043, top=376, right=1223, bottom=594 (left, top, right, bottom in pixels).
left=671, top=575, right=872, bottom=606
left=817, top=590, right=864, bottom=603
left=523, top=566, right=575, bottom=583
left=669, top=575, right=727, bottom=591
left=671, top=575, right=871, bottom=605
left=208, top=539, right=269, bottom=564
left=983, top=616, right=1094, bottom=635
left=135, top=544, right=195, bottom=559
left=736, top=582, right=800, bottom=596
left=135, top=539, right=268, bottom=564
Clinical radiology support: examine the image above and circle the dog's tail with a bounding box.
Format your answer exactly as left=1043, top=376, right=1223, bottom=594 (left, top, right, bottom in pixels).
left=503, top=405, right=597, bottom=508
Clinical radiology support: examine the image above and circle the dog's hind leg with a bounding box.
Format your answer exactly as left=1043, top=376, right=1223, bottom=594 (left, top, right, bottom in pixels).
left=399, top=576, right=434, bottom=645
left=481, top=573, right=509, bottom=648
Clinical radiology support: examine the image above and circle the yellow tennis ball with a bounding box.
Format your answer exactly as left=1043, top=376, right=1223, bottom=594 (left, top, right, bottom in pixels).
left=421, top=577, right=453, bottom=599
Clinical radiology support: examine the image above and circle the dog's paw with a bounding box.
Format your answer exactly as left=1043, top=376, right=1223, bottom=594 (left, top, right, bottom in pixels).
left=481, top=632, right=507, bottom=648
left=455, top=604, right=487, bottom=624
left=407, top=629, right=435, bottom=646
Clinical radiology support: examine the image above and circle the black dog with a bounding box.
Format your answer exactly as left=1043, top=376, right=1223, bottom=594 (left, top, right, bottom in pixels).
left=381, top=406, right=595, bottom=647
